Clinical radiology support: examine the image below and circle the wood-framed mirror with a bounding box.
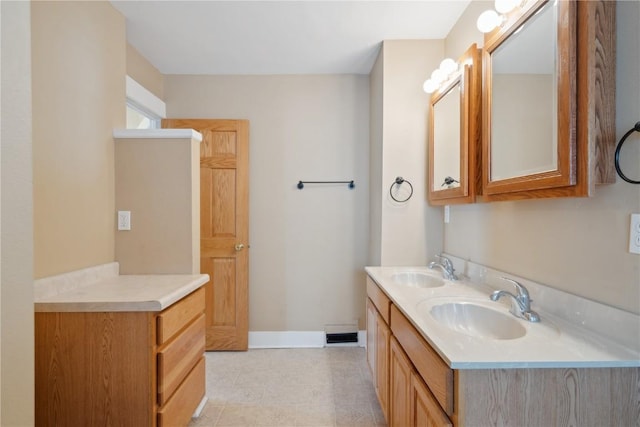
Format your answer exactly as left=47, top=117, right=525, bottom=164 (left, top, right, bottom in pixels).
left=482, top=0, right=577, bottom=198
left=428, top=44, right=482, bottom=205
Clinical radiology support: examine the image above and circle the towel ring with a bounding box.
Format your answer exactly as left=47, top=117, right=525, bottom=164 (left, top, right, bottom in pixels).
left=614, top=121, right=640, bottom=184
left=390, top=177, right=413, bottom=203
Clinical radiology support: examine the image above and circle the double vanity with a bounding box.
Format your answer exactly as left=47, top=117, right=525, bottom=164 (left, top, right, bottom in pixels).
left=366, top=258, right=640, bottom=426
left=34, top=263, right=209, bottom=427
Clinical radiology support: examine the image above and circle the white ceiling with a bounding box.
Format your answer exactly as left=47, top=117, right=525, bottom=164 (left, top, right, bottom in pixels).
left=110, top=0, right=471, bottom=75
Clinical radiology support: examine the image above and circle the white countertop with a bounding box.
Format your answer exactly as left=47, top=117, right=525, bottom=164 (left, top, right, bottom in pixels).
left=365, top=266, right=640, bottom=369
left=34, top=263, right=209, bottom=312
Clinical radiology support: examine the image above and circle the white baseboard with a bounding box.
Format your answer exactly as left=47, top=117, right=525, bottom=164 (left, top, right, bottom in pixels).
left=192, top=396, right=207, bottom=418
left=248, top=330, right=366, bottom=349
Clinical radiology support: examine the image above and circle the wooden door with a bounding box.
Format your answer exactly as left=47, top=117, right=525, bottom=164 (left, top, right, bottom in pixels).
left=162, top=119, right=249, bottom=350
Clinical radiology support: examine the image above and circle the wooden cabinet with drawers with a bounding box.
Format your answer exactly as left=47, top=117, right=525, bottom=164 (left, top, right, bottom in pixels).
left=366, top=275, right=640, bottom=427
left=156, top=288, right=206, bottom=426
left=35, top=287, right=206, bottom=426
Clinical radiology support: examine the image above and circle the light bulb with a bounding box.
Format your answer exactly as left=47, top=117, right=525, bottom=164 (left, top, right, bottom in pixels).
left=439, top=58, right=458, bottom=76
left=477, top=9, right=502, bottom=33
left=495, top=0, right=518, bottom=14
left=431, top=68, right=446, bottom=84
left=423, top=79, right=438, bottom=94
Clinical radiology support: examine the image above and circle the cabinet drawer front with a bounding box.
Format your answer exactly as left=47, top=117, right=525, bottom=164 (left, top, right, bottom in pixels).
left=158, top=314, right=205, bottom=405
left=157, top=287, right=205, bottom=346
left=367, top=276, right=391, bottom=324
left=158, top=356, right=206, bottom=427
left=390, top=304, right=453, bottom=416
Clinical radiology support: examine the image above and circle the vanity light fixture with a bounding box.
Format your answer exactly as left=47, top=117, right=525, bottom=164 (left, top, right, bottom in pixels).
left=495, top=0, right=520, bottom=14
left=477, top=0, right=521, bottom=33
left=422, top=58, right=459, bottom=94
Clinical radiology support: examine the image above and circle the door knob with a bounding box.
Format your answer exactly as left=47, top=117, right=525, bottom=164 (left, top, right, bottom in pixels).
left=235, top=243, right=245, bottom=251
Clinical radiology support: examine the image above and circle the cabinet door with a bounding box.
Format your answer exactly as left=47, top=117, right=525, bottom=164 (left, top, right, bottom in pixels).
left=411, top=372, right=452, bottom=427
left=366, top=298, right=377, bottom=380
left=481, top=0, right=616, bottom=200
left=375, top=311, right=390, bottom=421
left=390, top=337, right=412, bottom=427
left=367, top=297, right=390, bottom=422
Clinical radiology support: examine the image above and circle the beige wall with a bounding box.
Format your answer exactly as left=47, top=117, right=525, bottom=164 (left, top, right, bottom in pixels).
left=444, top=0, right=488, bottom=59
left=1, top=1, right=35, bottom=424
left=378, top=40, right=444, bottom=266
left=127, top=43, right=165, bottom=99
left=444, top=1, right=640, bottom=314
left=32, top=1, right=125, bottom=278
left=369, top=50, right=384, bottom=266
left=165, top=75, right=370, bottom=331
left=115, top=137, right=200, bottom=274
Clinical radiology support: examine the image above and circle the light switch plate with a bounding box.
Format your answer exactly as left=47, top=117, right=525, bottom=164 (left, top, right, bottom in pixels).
left=444, top=205, right=450, bottom=224
left=629, top=213, right=640, bottom=254
left=118, top=211, right=131, bottom=231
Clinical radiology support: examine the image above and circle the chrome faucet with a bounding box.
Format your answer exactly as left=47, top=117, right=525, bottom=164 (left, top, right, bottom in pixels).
left=428, top=254, right=458, bottom=281
left=490, top=277, right=540, bottom=322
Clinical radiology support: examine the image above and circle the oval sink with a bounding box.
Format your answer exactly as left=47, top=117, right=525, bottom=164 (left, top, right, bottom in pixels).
left=390, top=272, right=445, bottom=288
left=428, top=302, right=526, bottom=340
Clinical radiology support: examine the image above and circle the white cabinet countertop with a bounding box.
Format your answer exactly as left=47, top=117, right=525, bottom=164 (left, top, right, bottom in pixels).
left=34, top=263, right=209, bottom=312
left=365, top=265, right=640, bottom=369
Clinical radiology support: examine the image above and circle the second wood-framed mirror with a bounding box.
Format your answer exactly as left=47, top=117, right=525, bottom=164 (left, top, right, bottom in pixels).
left=482, top=0, right=577, bottom=198
left=428, top=44, right=482, bottom=205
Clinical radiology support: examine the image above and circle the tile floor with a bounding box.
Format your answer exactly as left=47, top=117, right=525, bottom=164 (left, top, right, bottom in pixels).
left=188, top=347, right=387, bottom=427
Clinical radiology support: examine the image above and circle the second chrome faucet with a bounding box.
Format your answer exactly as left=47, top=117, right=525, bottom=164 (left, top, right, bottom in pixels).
left=428, top=254, right=458, bottom=281
left=490, top=277, right=540, bottom=322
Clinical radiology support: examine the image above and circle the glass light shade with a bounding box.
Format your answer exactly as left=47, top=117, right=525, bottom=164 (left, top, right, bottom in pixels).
left=477, top=9, right=501, bottom=33
left=431, top=68, right=446, bottom=84
left=439, top=58, right=458, bottom=75
left=494, top=0, right=518, bottom=14
left=423, top=79, right=438, bottom=94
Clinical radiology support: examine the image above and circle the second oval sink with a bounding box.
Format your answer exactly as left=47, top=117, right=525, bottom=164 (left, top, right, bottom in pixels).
left=427, top=302, right=526, bottom=340
left=390, top=272, right=445, bottom=288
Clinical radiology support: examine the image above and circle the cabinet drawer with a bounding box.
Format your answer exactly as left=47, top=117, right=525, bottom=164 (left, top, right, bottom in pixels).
left=158, top=356, right=206, bottom=427
left=158, top=314, right=205, bottom=405
left=157, top=287, right=205, bottom=346
left=367, top=276, right=391, bottom=324
left=390, top=304, right=453, bottom=416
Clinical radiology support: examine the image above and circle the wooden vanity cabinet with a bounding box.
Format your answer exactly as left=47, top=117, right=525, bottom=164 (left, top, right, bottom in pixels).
left=35, top=287, right=206, bottom=427
left=366, top=276, right=639, bottom=426
left=366, top=277, right=391, bottom=422
left=367, top=276, right=451, bottom=426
